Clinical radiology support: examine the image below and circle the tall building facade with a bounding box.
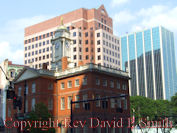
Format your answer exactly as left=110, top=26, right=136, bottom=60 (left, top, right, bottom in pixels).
left=120, top=26, right=177, bottom=100
left=0, top=59, right=24, bottom=121
left=24, top=5, right=121, bottom=70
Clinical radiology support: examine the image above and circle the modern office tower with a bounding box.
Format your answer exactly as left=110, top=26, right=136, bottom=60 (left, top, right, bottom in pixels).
left=121, top=26, right=177, bottom=100
left=24, top=5, right=121, bottom=70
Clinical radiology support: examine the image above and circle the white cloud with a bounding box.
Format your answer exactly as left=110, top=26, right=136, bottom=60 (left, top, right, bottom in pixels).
left=0, top=15, right=53, bottom=65
left=113, top=4, right=177, bottom=35
left=0, top=42, right=23, bottom=64
left=111, top=0, right=129, bottom=7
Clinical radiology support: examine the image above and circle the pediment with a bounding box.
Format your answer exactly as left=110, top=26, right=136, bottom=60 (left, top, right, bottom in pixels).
left=15, top=69, right=39, bottom=83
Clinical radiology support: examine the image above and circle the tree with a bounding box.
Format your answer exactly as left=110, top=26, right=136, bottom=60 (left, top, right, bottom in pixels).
left=171, top=93, right=177, bottom=128
left=26, top=103, right=55, bottom=133
left=130, top=96, right=171, bottom=133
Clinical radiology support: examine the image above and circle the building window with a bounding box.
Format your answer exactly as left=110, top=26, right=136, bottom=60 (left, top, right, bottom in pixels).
left=85, top=32, right=88, bottom=37
left=82, top=77, right=87, bottom=85
left=61, top=82, right=65, bottom=89
left=67, top=96, right=72, bottom=109
left=73, top=32, right=76, bottom=37
left=79, top=40, right=82, bottom=44
left=67, top=81, right=72, bottom=88
left=79, top=55, right=82, bottom=60
left=110, top=98, right=115, bottom=108
left=25, top=99, right=28, bottom=112
left=31, top=98, right=35, bottom=110
left=79, top=32, right=81, bottom=37
left=32, top=83, right=36, bottom=93
left=48, top=83, right=53, bottom=90
left=43, top=48, right=45, bottom=53
left=61, top=97, right=65, bottom=110
left=79, top=47, right=82, bottom=52
left=97, top=40, right=100, bottom=45
left=103, top=79, right=107, bottom=87
left=73, top=40, right=76, bottom=44
left=97, top=48, right=100, bottom=52
left=75, top=79, right=79, bottom=87
left=86, top=55, right=89, bottom=60
left=18, top=87, right=22, bottom=96
left=73, top=55, right=77, bottom=60
left=122, top=84, right=127, bottom=90
left=75, top=95, right=80, bottom=108
left=73, top=47, right=76, bottom=52
left=39, top=36, right=41, bottom=40
left=85, top=48, right=89, bottom=52
left=47, top=33, right=49, bottom=37
left=97, top=55, right=101, bottom=60
left=117, top=81, right=120, bottom=89
left=83, top=94, right=88, bottom=108
left=96, top=94, right=101, bottom=107
left=48, top=98, right=53, bottom=110
left=110, top=80, right=114, bottom=88
left=47, top=40, right=49, bottom=44
left=96, top=77, right=100, bottom=85
left=97, top=33, right=100, bottom=37
left=102, top=100, right=108, bottom=109
left=39, top=49, right=41, bottom=54
left=43, top=34, right=45, bottom=39
left=26, top=85, right=28, bottom=95
left=85, top=40, right=88, bottom=44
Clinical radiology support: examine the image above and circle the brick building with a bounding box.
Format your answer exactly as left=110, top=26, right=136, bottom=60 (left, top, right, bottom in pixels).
left=24, top=5, right=121, bottom=70
left=6, top=63, right=130, bottom=133
left=5, top=16, right=130, bottom=133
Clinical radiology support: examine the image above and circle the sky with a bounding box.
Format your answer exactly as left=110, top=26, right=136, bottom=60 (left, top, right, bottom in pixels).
left=0, top=0, right=177, bottom=64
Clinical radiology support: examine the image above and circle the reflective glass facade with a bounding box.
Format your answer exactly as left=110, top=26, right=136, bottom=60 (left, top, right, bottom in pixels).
left=121, top=26, right=177, bottom=100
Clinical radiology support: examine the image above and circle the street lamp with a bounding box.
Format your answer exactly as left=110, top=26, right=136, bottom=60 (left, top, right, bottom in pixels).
left=70, top=94, right=128, bottom=133
left=0, top=66, right=15, bottom=99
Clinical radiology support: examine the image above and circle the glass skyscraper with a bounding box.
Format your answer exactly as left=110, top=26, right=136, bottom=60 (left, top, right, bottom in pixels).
left=121, top=26, right=177, bottom=100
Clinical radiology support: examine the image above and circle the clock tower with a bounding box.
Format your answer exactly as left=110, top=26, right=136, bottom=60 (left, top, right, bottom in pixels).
left=51, top=18, right=72, bottom=70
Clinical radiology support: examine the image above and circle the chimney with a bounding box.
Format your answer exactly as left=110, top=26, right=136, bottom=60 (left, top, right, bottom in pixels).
left=42, top=63, right=48, bottom=70
left=61, top=57, right=68, bottom=71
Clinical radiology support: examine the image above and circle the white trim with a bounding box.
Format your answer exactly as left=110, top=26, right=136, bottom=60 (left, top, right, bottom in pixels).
left=127, top=35, right=131, bottom=96
left=134, top=33, right=139, bottom=95
left=142, top=31, right=148, bottom=97
left=151, top=28, right=157, bottom=100
left=159, top=26, right=166, bottom=100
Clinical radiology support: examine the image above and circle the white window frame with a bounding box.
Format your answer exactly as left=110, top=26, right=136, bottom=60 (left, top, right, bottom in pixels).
left=61, top=97, right=65, bottom=110
left=67, top=81, right=72, bottom=88
left=32, top=83, right=36, bottom=93
left=67, top=96, right=72, bottom=109
left=82, top=77, right=87, bottom=85
left=61, top=82, right=65, bottom=90
left=75, top=79, right=79, bottom=87
left=110, top=80, right=114, bottom=88
left=75, top=95, right=80, bottom=108
left=96, top=78, right=100, bottom=85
